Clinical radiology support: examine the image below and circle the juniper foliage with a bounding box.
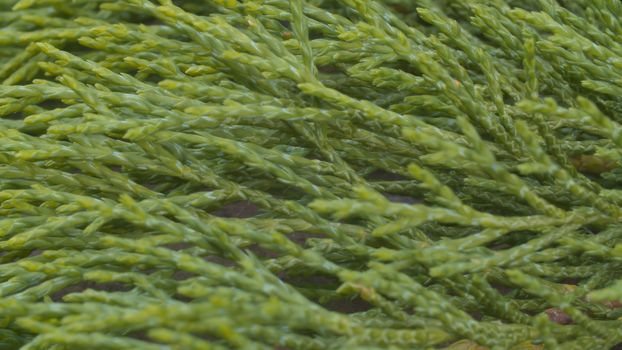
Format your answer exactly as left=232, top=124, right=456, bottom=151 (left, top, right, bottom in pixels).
left=1, top=0, right=622, bottom=349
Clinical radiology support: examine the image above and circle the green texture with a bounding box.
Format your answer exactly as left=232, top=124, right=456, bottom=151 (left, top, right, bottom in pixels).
left=0, top=0, right=622, bottom=349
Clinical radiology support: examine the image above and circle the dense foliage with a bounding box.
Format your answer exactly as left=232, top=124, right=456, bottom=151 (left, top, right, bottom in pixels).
left=1, top=0, right=622, bottom=349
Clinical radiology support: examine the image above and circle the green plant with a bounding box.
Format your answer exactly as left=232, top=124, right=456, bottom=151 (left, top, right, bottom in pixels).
left=1, top=0, right=622, bottom=349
